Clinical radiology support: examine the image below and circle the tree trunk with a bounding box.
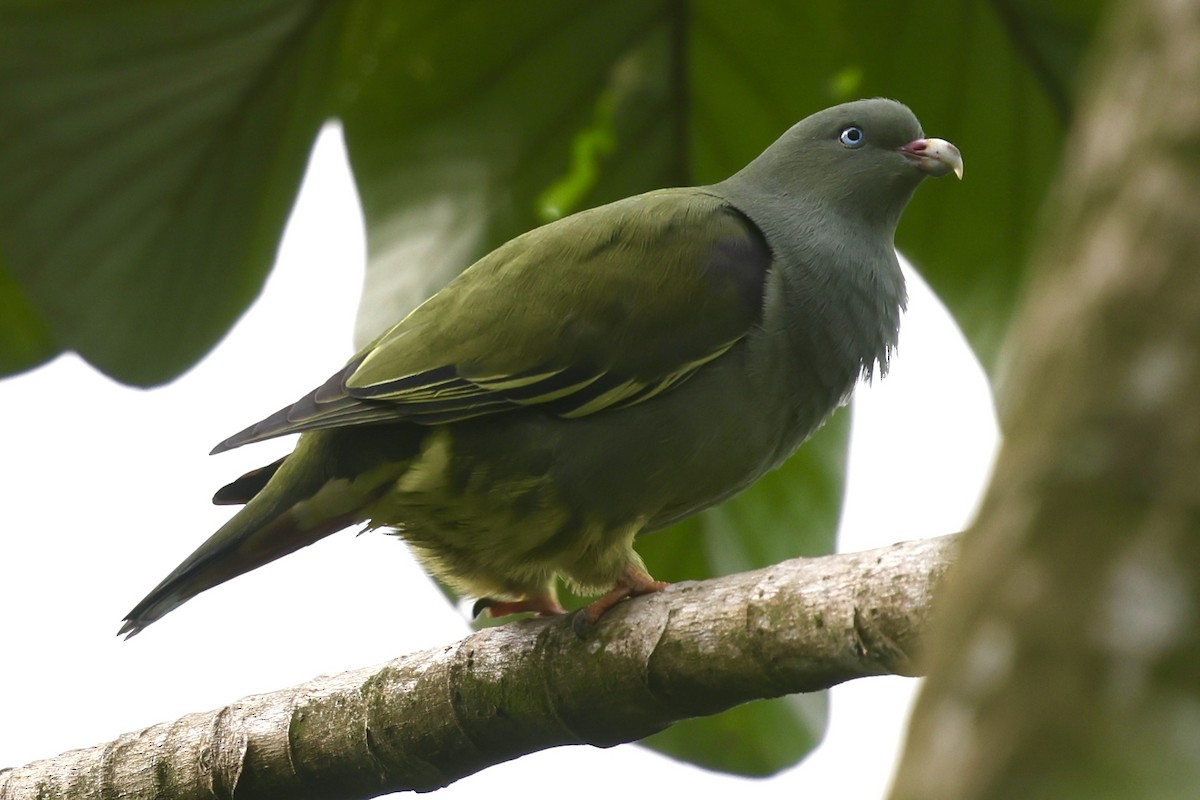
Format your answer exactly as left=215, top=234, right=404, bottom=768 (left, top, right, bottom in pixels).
left=890, top=0, right=1200, bottom=796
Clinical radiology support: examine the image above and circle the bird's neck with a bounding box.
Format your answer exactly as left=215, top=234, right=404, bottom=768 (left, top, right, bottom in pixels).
left=742, top=197, right=907, bottom=456
left=724, top=153, right=919, bottom=234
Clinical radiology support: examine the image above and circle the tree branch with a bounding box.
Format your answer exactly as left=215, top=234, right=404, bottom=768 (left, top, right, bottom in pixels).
left=0, top=535, right=953, bottom=800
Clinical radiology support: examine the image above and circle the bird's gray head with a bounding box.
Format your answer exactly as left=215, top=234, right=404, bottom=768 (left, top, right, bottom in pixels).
left=728, top=98, right=962, bottom=231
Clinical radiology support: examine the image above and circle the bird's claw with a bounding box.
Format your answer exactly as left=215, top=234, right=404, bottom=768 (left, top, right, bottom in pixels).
left=570, top=569, right=670, bottom=639
left=472, top=595, right=566, bottom=619
left=570, top=609, right=592, bottom=639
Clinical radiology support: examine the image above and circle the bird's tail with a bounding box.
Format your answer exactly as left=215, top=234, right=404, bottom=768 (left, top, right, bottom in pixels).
left=119, top=431, right=399, bottom=638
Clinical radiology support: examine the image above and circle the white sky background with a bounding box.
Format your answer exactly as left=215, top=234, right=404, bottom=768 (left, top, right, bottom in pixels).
left=0, top=126, right=999, bottom=797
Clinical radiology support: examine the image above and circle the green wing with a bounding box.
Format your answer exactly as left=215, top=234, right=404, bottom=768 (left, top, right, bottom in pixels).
left=213, top=188, right=771, bottom=453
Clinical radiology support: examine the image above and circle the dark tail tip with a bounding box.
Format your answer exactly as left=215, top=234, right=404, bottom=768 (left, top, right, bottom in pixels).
left=118, top=592, right=178, bottom=639
left=118, top=617, right=147, bottom=639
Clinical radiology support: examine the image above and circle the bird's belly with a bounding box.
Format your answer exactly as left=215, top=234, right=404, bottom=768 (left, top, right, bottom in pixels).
left=364, top=422, right=649, bottom=599
left=366, top=344, right=834, bottom=601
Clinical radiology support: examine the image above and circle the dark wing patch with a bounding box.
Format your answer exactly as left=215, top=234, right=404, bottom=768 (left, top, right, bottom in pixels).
left=212, top=190, right=772, bottom=454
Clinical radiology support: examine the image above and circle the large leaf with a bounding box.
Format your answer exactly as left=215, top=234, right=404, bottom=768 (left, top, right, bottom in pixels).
left=0, top=0, right=344, bottom=385
left=337, top=0, right=682, bottom=345
left=0, top=256, right=57, bottom=376
left=0, top=0, right=1101, bottom=382
left=645, top=694, right=828, bottom=777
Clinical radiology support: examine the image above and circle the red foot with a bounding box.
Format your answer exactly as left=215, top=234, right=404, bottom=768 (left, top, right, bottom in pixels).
left=573, top=566, right=670, bottom=636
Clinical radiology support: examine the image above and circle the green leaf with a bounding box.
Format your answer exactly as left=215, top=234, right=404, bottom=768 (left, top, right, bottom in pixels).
left=0, top=0, right=346, bottom=385
left=338, top=0, right=682, bottom=346
left=0, top=1, right=1097, bottom=382
left=0, top=256, right=58, bottom=375
left=644, top=694, right=827, bottom=777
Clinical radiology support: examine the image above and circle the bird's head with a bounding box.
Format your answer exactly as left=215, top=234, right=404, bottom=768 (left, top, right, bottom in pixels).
left=730, top=98, right=962, bottom=231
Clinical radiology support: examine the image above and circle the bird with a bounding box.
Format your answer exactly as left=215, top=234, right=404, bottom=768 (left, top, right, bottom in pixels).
left=119, top=97, right=962, bottom=638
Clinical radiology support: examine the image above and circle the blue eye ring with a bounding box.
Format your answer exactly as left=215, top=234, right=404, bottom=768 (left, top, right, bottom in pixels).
left=839, top=126, right=865, bottom=148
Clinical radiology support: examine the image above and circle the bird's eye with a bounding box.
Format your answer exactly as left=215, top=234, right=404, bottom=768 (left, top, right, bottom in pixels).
left=839, top=126, right=865, bottom=148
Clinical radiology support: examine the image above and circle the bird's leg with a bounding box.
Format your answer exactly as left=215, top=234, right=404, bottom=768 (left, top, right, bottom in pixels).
left=572, top=564, right=670, bottom=637
left=473, top=592, right=566, bottom=619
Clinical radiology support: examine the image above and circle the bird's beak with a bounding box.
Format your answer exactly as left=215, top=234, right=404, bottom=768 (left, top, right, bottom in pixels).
left=901, top=138, right=964, bottom=180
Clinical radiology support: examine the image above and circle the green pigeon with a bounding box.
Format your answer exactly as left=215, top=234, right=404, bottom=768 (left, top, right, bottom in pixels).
left=120, top=98, right=961, bottom=638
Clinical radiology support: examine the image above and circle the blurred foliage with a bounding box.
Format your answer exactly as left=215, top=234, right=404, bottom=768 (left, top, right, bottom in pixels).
left=0, top=0, right=1102, bottom=777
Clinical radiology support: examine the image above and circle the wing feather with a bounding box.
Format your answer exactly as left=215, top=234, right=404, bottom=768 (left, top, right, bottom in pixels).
left=212, top=189, right=770, bottom=453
